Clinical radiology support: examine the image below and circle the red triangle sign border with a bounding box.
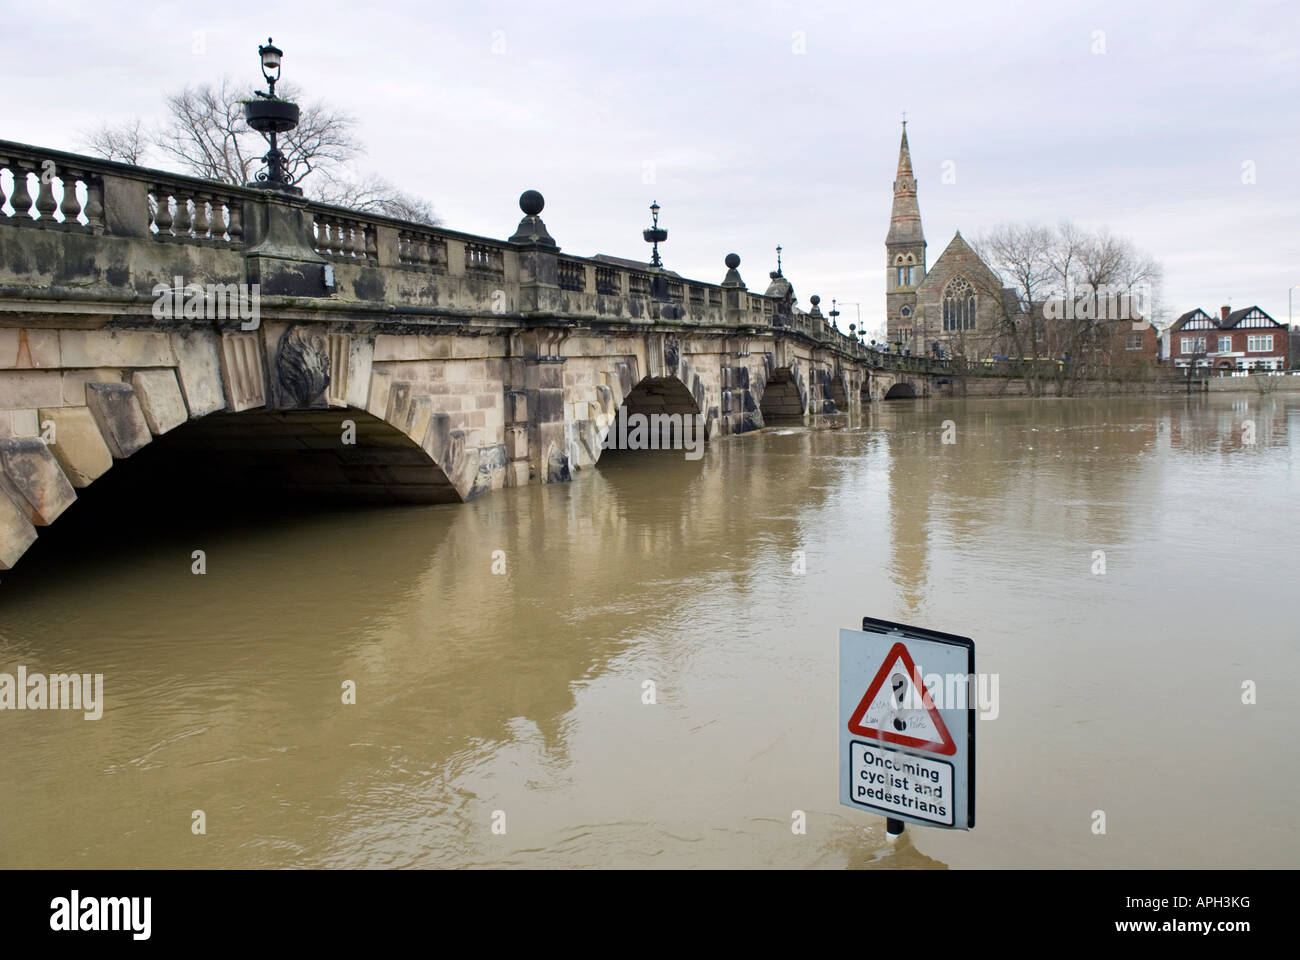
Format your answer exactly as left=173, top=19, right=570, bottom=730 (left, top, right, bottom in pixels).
left=847, top=641, right=957, bottom=756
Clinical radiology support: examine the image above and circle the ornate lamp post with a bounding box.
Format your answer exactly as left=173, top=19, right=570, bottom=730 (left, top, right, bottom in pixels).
left=244, top=37, right=302, bottom=194
left=829, top=298, right=840, bottom=331
left=642, top=201, right=670, bottom=301
left=643, top=201, right=667, bottom=268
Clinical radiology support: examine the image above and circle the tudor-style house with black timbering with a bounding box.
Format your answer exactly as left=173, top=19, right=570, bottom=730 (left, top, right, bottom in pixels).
left=885, top=123, right=1019, bottom=360
left=1169, top=305, right=1289, bottom=373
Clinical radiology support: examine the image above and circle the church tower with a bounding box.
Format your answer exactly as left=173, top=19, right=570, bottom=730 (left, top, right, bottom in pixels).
left=886, top=121, right=926, bottom=345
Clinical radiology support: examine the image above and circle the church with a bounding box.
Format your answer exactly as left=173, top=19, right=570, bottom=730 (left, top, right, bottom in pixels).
left=884, top=123, right=1017, bottom=359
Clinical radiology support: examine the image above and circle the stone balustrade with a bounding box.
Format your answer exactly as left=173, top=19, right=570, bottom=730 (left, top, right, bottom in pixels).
left=0, top=137, right=957, bottom=375
left=1, top=149, right=104, bottom=232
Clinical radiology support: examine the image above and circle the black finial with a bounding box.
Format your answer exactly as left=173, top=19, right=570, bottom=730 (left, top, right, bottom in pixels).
left=725, top=252, right=740, bottom=269
left=519, top=190, right=544, bottom=216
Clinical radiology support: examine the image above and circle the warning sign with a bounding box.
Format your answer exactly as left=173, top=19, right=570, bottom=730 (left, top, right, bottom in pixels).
left=849, top=741, right=953, bottom=825
left=846, top=642, right=956, bottom=755
left=839, top=617, right=975, bottom=830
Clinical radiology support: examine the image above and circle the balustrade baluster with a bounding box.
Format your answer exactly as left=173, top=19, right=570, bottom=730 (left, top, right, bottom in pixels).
left=35, top=171, right=57, bottom=220
left=191, top=195, right=210, bottom=238
left=364, top=227, right=377, bottom=262
left=83, top=178, right=104, bottom=231
left=153, top=191, right=173, bottom=234
left=172, top=192, right=192, bottom=236
left=59, top=175, right=83, bottom=225
left=10, top=167, right=33, bottom=220
left=226, top=201, right=242, bottom=242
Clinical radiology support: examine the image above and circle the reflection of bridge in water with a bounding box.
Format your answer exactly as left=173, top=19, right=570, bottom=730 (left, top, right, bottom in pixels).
left=0, top=140, right=962, bottom=569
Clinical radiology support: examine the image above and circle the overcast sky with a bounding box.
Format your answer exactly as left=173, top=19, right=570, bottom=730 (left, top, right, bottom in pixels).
left=6, top=0, right=1298, bottom=338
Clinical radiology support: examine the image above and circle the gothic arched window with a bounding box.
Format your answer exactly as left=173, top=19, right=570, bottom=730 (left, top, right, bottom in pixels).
left=942, top=276, right=976, bottom=332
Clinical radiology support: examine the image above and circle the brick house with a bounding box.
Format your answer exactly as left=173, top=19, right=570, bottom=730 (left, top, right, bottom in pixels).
left=1169, top=305, right=1289, bottom=373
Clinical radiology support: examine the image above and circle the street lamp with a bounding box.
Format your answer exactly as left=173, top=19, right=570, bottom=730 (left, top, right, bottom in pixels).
left=643, top=201, right=667, bottom=269
left=259, top=38, right=283, bottom=94
left=244, top=37, right=301, bottom=193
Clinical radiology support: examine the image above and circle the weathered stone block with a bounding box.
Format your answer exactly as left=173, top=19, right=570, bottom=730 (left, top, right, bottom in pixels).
left=0, top=370, right=63, bottom=408
left=171, top=330, right=227, bottom=417
left=451, top=338, right=494, bottom=359
left=37, top=406, right=113, bottom=487
left=373, top=335, right=420, bottom=362
left=130, top=370, right=188, bottom=435
left=386, top=381, right=413, bottom=426
left=0, top=408, right=40, bottom=438
left=344, top=337, right=375, bottom=412
left=60, top=330, right=174, bottom=368
left=366, top=366, right=393, bottom=420
left=506, top=426, right=528, bottom=460
left=219, top=331, right=266, bottom=412
left=405, top=395, right=433, bottom=442
left=0, top=487, right=37, bottom=569
left=0, top=437, right=76, bottom=525
left=505, top=459, right=530, bottom=487
left=0, top=329, right=59, bottom=369
left=504, top=390, right=527, bottom=424
left=85, top=382, right=152, bottom=458
left=61, top=369, right=125, bottom=406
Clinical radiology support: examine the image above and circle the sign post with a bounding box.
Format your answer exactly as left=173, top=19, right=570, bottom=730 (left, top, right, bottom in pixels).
left=839, top=617, right=975, bottom=833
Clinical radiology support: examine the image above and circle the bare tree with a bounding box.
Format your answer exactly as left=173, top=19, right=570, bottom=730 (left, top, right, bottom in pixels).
left=81, top=79, right=438, bottom=223
left=311, top=170, right=440, bottom=225
left=80, top=119, right=150, bottom=165
left=973, top=220, right=1163, bottom=391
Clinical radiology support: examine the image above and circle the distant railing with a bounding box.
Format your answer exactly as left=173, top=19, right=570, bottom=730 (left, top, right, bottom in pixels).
left=595, top=265, right=620, bottom=296
left=465, top=241, right=505, bottom=275
left=558, top=258, right=586, bottom=292
left=312, top=210, right=377, bottom=262
left=395, top=226, right=448, bottom=270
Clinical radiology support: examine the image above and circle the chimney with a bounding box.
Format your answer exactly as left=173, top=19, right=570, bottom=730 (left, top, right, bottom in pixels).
left=1221, top=305, right=1231, bottom=321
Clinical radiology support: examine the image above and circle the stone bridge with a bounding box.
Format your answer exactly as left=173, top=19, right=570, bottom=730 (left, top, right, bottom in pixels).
left=0, top=140, right=946, bottom=568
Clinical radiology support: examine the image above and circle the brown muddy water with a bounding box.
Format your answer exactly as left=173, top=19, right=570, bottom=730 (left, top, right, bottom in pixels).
left=1, top=394, right=1297, bottom=868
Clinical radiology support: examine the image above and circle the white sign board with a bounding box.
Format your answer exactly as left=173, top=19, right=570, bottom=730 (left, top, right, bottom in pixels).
left=839, top=617, right=975, bottom=830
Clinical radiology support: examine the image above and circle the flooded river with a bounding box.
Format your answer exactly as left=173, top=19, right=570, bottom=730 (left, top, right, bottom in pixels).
left=1, top=394, right=1297, bottom=868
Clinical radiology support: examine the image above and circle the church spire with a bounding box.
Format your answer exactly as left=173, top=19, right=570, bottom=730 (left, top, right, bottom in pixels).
left=897, top=120, right=914, bottom=178
left=887, top=120, right=924, bottom=246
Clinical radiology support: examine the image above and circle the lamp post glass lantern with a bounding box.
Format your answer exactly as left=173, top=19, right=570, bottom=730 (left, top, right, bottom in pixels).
left=244, top=36, right=301, bottom=193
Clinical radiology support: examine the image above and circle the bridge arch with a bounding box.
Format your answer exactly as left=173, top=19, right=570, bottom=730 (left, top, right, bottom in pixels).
left=599, top=373, right=705, bottom=458
left=883, top=382, right=918, bottom=400
left=759, top=366, right=806, bottom=419
left=0, top=400, right=464, bottom=571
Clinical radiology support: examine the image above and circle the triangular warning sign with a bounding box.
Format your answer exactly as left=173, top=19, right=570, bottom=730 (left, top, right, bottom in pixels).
left=847, top=642, right=956, bottom=755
